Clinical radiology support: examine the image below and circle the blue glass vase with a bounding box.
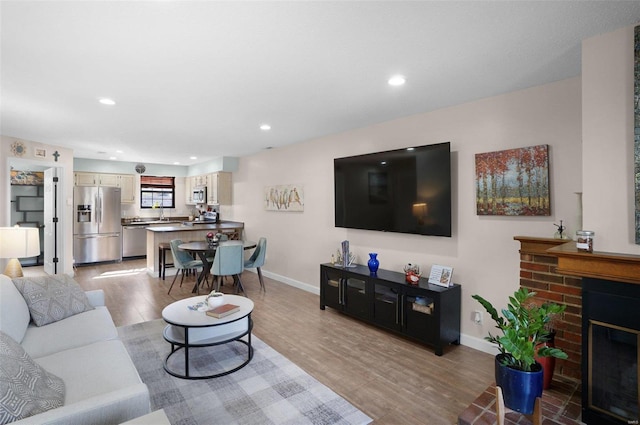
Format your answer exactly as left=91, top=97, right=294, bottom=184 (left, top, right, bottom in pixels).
left=367, top=253, right=379, bottom=274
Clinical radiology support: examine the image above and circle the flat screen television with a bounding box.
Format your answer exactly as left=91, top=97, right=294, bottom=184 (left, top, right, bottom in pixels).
left=334, top=142, right=451, bottom=237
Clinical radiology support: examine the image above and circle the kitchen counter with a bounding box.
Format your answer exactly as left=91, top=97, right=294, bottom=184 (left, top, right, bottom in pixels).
left=146, top=221, right=243, bottom=232
left=144, top=221, right=245, bottom=278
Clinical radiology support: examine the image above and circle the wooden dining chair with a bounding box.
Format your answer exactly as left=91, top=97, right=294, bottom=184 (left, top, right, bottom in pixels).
left=210, top=241, right=246, bottom=295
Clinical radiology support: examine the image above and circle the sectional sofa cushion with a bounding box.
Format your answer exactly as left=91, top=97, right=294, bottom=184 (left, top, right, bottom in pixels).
left=20, top=306, right=118, bottom=359
left=12, top=275, right=94, bottom=327
left=0, top=276, right=30, bottom=343
left=0, top=331, right=65, bottom=424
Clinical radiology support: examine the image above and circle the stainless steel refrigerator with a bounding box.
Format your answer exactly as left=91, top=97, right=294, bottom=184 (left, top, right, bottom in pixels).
left=73, top=186, right=122, bottom=264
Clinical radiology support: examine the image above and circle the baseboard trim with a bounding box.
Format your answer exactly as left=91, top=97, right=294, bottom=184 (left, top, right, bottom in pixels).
left=247, top=268, right=320, bottom=295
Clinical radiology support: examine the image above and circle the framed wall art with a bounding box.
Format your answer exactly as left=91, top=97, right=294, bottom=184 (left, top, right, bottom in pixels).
left=475, top=144, right=550, bottom=216
left=264, top=184, right=304, bottom=212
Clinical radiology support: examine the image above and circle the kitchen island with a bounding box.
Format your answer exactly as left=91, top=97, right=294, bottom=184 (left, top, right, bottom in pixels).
left=145, top=221, right=244, bottom=277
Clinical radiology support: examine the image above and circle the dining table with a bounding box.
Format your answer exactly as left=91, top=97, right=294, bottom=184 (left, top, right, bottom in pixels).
left=178, top=240, right=257, bottom=294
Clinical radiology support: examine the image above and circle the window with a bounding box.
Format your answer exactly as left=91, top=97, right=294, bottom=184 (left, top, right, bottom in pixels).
left=140, top=176, right=175, bottom=209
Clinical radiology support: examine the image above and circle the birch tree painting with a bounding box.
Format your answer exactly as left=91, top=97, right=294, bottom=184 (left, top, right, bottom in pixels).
left=475, top=145, right=550, bottom=216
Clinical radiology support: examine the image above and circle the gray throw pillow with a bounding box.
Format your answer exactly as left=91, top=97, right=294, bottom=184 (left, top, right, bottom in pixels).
left=12, top=275, right=94, bottom=327
left=0, top=331, right=65, bottom=424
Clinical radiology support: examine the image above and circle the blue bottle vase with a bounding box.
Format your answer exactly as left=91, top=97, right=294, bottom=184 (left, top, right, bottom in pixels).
left=367, top=253, right=379, bottom=274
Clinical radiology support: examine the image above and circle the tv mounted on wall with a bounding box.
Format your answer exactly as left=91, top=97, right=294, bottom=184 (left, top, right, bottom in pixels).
left=334, top=141, right=452, bottom=237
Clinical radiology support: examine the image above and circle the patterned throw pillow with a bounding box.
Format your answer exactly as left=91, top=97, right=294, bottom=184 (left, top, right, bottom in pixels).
left=12, top=275, right=94, bottom=327
left=0, top=331, right=65, bottom=424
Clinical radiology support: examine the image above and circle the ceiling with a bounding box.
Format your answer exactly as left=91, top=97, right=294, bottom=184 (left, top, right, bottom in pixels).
left=2, top=1, right=640, bottom=167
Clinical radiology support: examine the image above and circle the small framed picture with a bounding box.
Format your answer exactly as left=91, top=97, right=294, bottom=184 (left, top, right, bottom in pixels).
left=428, top=265, right=453, bottom=287
left=34, top=148, right=46, bottom=158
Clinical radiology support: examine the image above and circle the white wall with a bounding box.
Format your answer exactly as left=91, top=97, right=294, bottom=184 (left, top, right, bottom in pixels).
left=229, top=76, right=583, bottom=348
left=582, top=24, right=640, bottom=255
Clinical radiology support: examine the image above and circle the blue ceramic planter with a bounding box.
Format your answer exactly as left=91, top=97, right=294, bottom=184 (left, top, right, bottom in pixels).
left=494, top=354, right=543, bottom=415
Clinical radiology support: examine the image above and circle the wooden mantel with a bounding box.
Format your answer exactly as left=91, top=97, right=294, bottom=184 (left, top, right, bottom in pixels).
left=548, top=242, right=640, bottom=285
left=514, top=236, right=640, bottom=284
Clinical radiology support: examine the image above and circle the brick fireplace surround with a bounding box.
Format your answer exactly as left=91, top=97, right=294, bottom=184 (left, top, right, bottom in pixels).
left=458, top=236, right=640, bottom=425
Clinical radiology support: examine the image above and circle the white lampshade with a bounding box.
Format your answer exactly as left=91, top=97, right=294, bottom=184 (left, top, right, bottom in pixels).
left=0, top=226, right=40, bottom=258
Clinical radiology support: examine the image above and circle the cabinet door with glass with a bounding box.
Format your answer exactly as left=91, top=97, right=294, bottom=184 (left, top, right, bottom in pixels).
left=342, top=271, right=370, bottom=319
left=320, top=266, right=343, bottom=311
left=402, top=286, right=437, bottom=346
left=372, top=282, right=401, bottom=332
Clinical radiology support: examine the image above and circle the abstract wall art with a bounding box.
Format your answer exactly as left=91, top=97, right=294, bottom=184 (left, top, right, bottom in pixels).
left=264, top=184, right=304, bottom=212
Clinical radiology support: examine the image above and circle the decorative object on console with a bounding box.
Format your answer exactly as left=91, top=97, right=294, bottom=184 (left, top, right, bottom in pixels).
left=0, top=226, right=40, bottom=278
left=403, top=263, right=421, bottom=284
left=471, top=288, right=567, bottom=415
left=428, top=265, right=453, bottom=287
left=475, top=144, right=550, bottom=216
left=367, top=253, right=379, bottom=274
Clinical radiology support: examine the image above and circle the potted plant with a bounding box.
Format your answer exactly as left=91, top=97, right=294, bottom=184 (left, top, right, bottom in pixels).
left=472, top=287, right=567, bottom=414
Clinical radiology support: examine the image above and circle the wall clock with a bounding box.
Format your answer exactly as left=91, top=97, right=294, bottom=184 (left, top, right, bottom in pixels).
left=10, top=141, right=26, bottom=157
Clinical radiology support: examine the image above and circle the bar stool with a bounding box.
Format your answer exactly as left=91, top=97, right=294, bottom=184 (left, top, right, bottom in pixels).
left=158, top=242, right=174, bottom=280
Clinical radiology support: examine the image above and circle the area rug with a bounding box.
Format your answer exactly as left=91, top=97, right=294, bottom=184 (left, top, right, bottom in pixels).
left=118, top=319, right=372, bottom=425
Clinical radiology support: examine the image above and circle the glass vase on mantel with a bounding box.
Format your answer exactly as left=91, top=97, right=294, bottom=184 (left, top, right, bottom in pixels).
left=367, top=253, right=379, bottom=274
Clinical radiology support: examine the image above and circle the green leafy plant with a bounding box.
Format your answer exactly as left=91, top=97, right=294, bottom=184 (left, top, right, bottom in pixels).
left=472, top=287, right=568, bottom=372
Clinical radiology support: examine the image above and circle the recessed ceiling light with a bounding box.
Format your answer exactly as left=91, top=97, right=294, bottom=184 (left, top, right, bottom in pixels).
left=173, top=162, right=180, bottom=165
left=116, top=150, right=123, bottom=153
left=99, top=98, right=116, bottom=106
left=260, top=124, right=271, bottom=131
left=381, top=161, right=387, bottom=165
left=388, top=75, right=406, bottom=86
left=109, top=156, right=117, bottom=160
left=406, top=147, right=414, bottom=151
left=190, top=156, right=197, bottom=160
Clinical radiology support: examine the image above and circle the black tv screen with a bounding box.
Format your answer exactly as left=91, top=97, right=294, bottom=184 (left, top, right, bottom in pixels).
left=334, top=142, right=451, bottom=237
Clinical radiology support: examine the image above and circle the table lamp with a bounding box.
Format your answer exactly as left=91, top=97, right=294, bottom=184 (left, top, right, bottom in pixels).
left=0, top=226, right=40, bottom=278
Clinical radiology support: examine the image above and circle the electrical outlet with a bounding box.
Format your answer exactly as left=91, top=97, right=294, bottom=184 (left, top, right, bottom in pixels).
left=472, top=310, right=483, bottom=324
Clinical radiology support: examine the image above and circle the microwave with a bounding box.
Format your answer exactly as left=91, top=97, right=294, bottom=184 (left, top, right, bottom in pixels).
left=193, top=187, right=207, bottom=203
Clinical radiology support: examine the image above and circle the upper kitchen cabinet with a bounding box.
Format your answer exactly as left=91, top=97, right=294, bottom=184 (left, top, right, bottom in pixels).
left=185, top=176, right=194, bottom=204
left=186, top=172, right=232, bottom=205
left=74, top=172, right=136, bottom=204
left=119, top=174, right=135, bottom=204
left=208, top=172, right=231, bottom=205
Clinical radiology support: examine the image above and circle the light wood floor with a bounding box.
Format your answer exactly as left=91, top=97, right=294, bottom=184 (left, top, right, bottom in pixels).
left=68, top=259, right=495, bottom=424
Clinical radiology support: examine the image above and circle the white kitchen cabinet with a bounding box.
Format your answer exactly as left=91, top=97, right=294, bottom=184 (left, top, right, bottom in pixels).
left=207, top=172, right=232, bottom=205
left=98, top=174, right=119, bottom=187
left=74, top=172, right=136, bottom=204
left=119, top=174, right=136, bottom=204
left=74, top=172, right=97, bottom=186
left=185, top=176, right=194, bottom=205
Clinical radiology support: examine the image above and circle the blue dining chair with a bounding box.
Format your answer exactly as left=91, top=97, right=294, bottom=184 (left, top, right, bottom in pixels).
left=167, top=239, right=204, bottom=295
left=210, top=241, right=246, bottom=295
left=244, top=237, right=267, bottom=292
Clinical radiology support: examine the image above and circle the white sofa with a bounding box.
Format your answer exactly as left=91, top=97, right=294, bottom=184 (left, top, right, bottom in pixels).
left=0, top=274, right=151, bottom=425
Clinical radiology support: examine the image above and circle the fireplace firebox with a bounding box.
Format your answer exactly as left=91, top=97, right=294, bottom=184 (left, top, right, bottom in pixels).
left=582, top=278, right=640, bottom=425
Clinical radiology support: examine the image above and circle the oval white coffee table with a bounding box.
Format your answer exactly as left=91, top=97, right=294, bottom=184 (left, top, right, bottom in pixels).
left=161, top=294, right=254, bottom=379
